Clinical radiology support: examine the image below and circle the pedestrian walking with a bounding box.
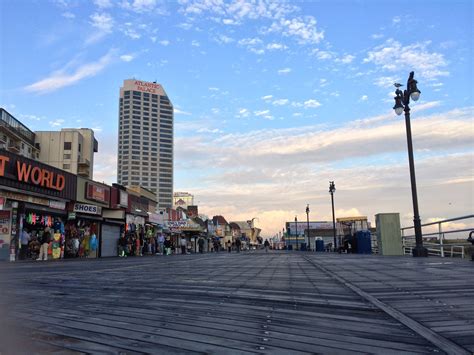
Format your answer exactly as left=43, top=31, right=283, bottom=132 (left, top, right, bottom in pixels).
left=180, top=237, right=187, bottom=255
left=264, top=239, right=270, bottom=252
left=37, top=229, right=51, bottom=261
left=227, top=239, right=232, bottom=253
left=20, top=228, right=30, bottom=260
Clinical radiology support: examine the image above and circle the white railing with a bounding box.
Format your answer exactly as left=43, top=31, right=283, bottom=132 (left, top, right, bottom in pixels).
left=401, top=215, right=473, bottom=259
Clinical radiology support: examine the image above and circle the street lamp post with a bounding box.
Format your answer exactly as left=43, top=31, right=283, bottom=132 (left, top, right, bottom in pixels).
left=329, top=181, right=336, bottom=252
left=393, top=71, right=427, bottom=257
left=306, top=204, right=310, bottom=251
left=295, top=216, right=298, bottom=251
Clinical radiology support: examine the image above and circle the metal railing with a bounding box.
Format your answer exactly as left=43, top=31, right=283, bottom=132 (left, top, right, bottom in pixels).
left=401, top=215, right=473, bottom=258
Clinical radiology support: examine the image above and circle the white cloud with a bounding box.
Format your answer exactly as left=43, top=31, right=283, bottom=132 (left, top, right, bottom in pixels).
left=266, top=43, right=287, bottom=50
left=272, top=99, right=289, bottom=106
left=175, top=108, right=191, bottom=115
left=237, top=37, right=264, bottom=53
left=197, top=128, right=223, bottom=134
left=222, top=18, right=239, bottom=25
left=374, top=76, right=399, bottom=88
left=254, top=110, right=270, bottom=116
left=360, top=95, right=368, bottom=101
left=121, top=0, right=160, bottom=13
left=93, top=0, right=113, bottom=8
left=392, top=16, right=401, bottom=24
left=208, top=87, right=220, bottom=91
left=49, top=119, right=65, bottom=127
left=303, top=99, right=321, bottom=108
left=269, top=16, right=324, bottom=45
left=178, top=22, right=193, bottom=30
left=191, top=40, right=200, bottom=47
left=180, top=0, right=296, bottom=23
left=159, top=40, right=170, bottom=46
left=371, top=33, right=384, bottom=39
left=87, top=12, right=114, bottom=43
left=338, top=54, right=355, bottom=64
left=292, top=112, right=302, bottom=117
left=312, top=49, right=332, bottom=60
left=25, top=51, right=114, bottom=94
left=237, top=108, right=250, bottom=118
left=215, top=34, right=234, bottom=44
left=278, top=67, right=291, bottom=75
left=261, top=95, right=273, bottom=101
left=62, top=12, right=75, bottom=19
left=123, top=26, right=141, bottom=40
left=120, top=54, right=135, bottom=62
left=364, top=39, right=449, bottom=80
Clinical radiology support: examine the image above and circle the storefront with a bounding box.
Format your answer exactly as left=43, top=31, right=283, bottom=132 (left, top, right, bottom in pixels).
left=0, top=149, right=76, bottom=261
left=100, top=185, right=128, bottom=257
left=65, top=178, right=110, bottom=259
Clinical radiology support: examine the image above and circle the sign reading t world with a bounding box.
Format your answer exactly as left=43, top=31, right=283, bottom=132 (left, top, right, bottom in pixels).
left=134, top=80, right=161, bottom=94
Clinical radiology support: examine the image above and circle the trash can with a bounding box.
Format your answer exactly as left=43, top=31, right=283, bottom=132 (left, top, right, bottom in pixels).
left=315, top=239, right=324, bottom=252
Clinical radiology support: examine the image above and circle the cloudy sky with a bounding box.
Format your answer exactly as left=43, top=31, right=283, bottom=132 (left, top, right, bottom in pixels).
left=1, top=0, right=473, bottom=236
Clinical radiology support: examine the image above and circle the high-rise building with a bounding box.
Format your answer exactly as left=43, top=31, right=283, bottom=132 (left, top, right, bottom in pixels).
left=35, top=128, right=98, bottom=179
left=117, top=79, right=174, bottom=209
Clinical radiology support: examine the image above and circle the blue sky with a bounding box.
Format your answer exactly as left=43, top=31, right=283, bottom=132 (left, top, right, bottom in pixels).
left=1, top=0, right=473, bottom=235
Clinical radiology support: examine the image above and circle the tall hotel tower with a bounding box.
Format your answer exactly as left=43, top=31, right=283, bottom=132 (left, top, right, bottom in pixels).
left=117, top=79, right=173, bottom=209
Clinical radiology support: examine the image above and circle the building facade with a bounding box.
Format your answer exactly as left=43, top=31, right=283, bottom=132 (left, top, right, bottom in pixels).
left=173, top=191, right=194, bottom=209
left=35, top=128, right=98, bottom=179
left=117, top=79, right=174, bottom=209
left=0, top=108, right=38, bottom=159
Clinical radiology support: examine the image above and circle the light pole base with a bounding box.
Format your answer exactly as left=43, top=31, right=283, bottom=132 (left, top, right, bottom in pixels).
left=412, top=246, right=428, bottom=257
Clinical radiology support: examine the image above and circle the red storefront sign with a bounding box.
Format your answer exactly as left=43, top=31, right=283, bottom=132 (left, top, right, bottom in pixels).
left=86, top=182, right=110, bottom=203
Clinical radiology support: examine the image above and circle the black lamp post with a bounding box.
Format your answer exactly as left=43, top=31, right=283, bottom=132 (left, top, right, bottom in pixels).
left=294, top=216, right=298, bottom=251
left=393, top=71, right=427, bottom=257
left=306, top=204, right=310, bottom=251
left=329, top=181, right=336, bottom=251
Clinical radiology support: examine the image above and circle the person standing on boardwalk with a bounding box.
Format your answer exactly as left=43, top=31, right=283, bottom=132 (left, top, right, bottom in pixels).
left=180, top=237, right=187, bottom=254
left=20, top=228, right=30, bottom=260
left=235, top=237, right=242, bottom=253
left=158, top=234, right=165, bottom=255
left=264, top=239, right=270, bottom=252
left=164, top=237, right=172, bottom=255
left=227, top=239, right=232, bottom=253
left=198, top=237, right=205, bottom=254
left=118, top=234, right=127, bottom=257
left=37, top=229, right=51, bottom=261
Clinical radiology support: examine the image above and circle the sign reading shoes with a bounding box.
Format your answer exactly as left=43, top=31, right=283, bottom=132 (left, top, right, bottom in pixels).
left=73, top=203, right=102, bottom=215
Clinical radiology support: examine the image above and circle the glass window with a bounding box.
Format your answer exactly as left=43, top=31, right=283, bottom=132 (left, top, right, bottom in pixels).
left=64, top=142, right=72, bottom=150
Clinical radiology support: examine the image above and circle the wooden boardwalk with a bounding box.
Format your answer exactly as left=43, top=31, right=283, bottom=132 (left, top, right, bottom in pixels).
left=0, top=252, right=473, bottom=354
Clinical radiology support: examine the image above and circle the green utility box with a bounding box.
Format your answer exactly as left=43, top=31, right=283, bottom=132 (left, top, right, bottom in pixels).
left=375, top=213, right=403, bottom=256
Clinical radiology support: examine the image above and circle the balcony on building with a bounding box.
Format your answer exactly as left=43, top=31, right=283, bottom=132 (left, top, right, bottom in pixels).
left=0, top=108, right=36, bottom=147
left=77, top=157, right=90, bottom=177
